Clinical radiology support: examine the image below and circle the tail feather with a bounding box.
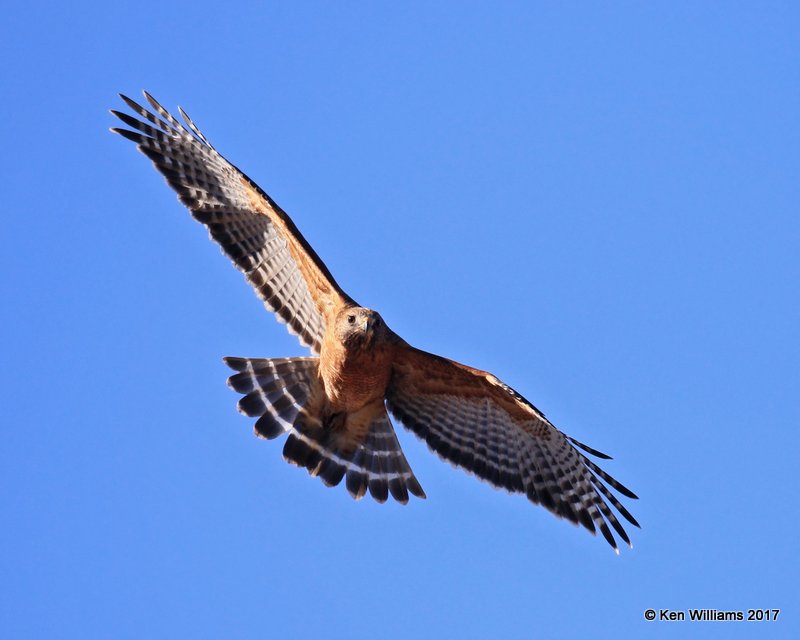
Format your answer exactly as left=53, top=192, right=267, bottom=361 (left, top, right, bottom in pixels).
left=225, top=356, right=317, bottom=439
left=284, top=409, right=426, bottom=504
left=224, top=356, right=425, bottom=504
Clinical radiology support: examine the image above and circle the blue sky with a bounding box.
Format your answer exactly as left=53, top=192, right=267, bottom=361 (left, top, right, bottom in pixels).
left=2, top=2, right=798, bottom=638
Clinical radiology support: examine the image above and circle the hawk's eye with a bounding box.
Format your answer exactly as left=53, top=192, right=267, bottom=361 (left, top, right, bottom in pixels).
left=347, top=314, right=356, bottom=324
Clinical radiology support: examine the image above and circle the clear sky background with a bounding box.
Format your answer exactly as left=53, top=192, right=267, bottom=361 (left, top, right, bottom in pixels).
left=2, top=2, right=798, bottom=639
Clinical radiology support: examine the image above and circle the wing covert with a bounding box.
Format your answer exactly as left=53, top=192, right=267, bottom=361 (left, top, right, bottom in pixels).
left=111, top=92, right=354, bottom=353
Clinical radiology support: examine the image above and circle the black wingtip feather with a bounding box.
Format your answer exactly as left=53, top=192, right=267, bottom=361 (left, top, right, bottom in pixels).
left=110, top=110, right=141, bottom=129
left=111, top=127, right=145, bottom=144
left=598, top=521, right=619, bottom=553
left=568, top=436, right=613, bottom=460
left=143, top=90, right=158, bottom=106
left=223, top=356, right=247, bottom=372
left=582, top=456, right=639, bottom=500
left=118, top=93, right=144, bottom=114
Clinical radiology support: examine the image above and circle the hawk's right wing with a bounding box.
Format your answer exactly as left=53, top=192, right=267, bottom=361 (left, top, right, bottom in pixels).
left=111, top=92, right=354, bottom=354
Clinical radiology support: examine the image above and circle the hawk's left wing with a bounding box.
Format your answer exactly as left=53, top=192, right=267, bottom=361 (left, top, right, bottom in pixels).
left=386, top=345, right=639, bottom=552
left=111, top=92, right=354, bottom=353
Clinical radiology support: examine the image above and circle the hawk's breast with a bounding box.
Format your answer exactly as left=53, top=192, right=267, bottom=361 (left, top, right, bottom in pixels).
left=320, top=339, right=394, bottom=413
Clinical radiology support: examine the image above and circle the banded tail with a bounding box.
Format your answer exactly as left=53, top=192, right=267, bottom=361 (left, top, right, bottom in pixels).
left=224, top=356, right=425, bottom=503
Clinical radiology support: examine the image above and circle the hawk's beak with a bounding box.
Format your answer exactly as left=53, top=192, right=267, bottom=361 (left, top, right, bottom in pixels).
left=363, top=317, right=373, bottom=334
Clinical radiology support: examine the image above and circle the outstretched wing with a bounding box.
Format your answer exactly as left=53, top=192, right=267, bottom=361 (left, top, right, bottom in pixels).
left=386, top=345, right=639, bottom=552
left=111, top=92, right=354, bottom=353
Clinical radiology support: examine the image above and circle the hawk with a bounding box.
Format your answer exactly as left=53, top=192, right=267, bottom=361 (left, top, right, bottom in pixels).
left=111, top=92, right=639, bottom=552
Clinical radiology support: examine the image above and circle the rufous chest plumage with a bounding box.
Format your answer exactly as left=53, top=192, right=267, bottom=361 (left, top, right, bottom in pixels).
left=319, top=335, right=394, bottom=412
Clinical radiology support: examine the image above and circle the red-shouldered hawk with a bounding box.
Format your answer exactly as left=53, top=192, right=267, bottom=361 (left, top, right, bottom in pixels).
left=111, top=92, right=639, bottom=552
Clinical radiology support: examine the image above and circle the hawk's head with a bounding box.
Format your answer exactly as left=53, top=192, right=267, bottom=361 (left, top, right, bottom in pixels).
left=334, top=307, right=387, bottom=349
